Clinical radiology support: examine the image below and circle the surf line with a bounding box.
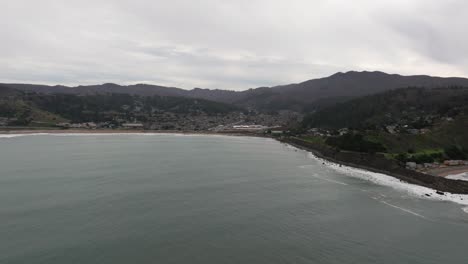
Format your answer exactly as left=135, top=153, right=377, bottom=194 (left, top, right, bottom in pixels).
left=380, top=201, right=427, bottom=219
left=298, top=165, right=349, bottom=186
left=311, top=174, right=349, bottom=186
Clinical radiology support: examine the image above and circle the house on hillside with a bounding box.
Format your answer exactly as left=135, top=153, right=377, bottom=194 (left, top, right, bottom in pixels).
left=385, top=125, right=397, bottom=134
left=271, top=130, right=284, bottom=135
left=338, top=128, right=349, bottom=136
left=444, top=160, right=465, bottom=166
left=0, top=117, right=8, bottom=126
left=56, top=122, right=71, bottom=128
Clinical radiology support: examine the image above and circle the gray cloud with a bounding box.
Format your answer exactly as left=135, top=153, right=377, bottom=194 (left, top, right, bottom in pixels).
left=1, top=0, right=467, bottom=90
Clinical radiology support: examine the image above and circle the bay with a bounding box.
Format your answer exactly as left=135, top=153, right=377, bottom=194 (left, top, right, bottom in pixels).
left=1, top=134, right=467, bottom=264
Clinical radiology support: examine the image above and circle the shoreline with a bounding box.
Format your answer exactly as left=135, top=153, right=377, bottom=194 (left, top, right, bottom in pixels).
left=280, top=137, right=468, bottom=195
left=302, top=148, right=468, bottom=206
left=0, top=129, right=266, bottom=138
left=3, top=129, right=468, bottom=200
left=428, top=166, right=468, bottom=177
left=279, top=139, right=468, bottom=206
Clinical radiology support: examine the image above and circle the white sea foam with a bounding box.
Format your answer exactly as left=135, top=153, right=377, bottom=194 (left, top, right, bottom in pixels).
left=380, top=201, right=428, bottom=219
left=301, top=151, right=468, bottom=207
left=4, top=134, right=468, bottom=210
left=0, top=133, right=47, bottom=138
left=0, top=132, right=265, bottom=140
left=446, top=172, right=468, bottom=182
left=0, top=132, right=151, bottom=139
left=309, top=173, right=349, bottom=186
left=0, top=132, right=156, bottom=137
left=301, top=161, right=434, bottom=218
left=281, top=142, right=468, bottom=207
left=0, top=134, right=21, bottom=138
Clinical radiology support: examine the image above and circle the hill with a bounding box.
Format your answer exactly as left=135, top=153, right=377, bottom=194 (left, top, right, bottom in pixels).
left=25, top=93, right=242, bottom=123
left=302, top=87, right=468, bottom=130
left=4, top=71, right=468, bottom=112
left=238, top=71, right=468, bottom=111
left=300, top=87, right=468, bottom=160
left=0, top=86, right=67, bottom=126
left=0, top=88, right=243, bottom=127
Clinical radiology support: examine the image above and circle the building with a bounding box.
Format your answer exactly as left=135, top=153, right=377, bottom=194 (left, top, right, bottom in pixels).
left=271, top=130, right=284, bottom=135
left=232, top=125, right=267, bottom=131
left=406, top=162, right=417, bottom=169
left=122, top=123, right=144, bottom=129
left=56, top=122, right=71, bottom=128
left=0, top=117, right=8, bottom=126
left=444, top=160, right=463, bottom=166
left=385, top=125, right=397, bottom=134
left=86, top=122, right=97, bottom=129
left=338, top=128, right=349, bottom=136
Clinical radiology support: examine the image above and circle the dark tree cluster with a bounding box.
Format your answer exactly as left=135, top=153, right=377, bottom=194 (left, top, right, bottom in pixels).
left=325, top=133, right=387, bottom=153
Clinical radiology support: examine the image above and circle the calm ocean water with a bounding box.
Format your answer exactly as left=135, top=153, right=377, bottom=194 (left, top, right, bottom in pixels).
left=1, top=134, right=468, bottom=263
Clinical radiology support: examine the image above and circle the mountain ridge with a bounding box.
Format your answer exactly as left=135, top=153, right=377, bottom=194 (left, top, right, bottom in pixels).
left=4, top=71, right=468, bottom=111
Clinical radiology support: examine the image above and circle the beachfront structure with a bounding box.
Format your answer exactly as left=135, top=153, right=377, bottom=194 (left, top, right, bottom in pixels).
left=122, top=123, right=144, bottom=129
left=444, top=160, right=466, bottom=166
left=232, top=125, right=267, bottom=130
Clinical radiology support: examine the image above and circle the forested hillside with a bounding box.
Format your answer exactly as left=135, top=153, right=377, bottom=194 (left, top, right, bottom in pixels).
left=299, top=87, right=468, bottom=162
left=302, top=87, right=468, bottom=130
left=0, top=86, right=242, bottom=126
left=5, top=71, right=468, bottom=112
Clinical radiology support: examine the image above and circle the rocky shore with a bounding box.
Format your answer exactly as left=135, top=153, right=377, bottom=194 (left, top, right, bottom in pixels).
left=281, top=137, right=468, bottom=195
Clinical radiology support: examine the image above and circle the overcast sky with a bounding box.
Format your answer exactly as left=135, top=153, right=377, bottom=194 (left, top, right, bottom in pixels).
left=2, top=0, right=467, bottom=90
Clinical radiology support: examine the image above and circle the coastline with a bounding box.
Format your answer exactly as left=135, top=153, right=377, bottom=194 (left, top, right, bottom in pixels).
left=279, top=138, right=468, bottom=207
left=304, top=150, right=468, bottom=207
left=280, top=137, right=468, bottom=195
left=428, top=165, right=468, bottom=177
left=0, top=129, right=266, bottom=138
left=3, top=129, right=468, bottom=200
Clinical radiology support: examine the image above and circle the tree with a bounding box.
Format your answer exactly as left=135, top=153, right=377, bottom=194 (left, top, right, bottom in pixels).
left=445, top=145, right=467, bottom=160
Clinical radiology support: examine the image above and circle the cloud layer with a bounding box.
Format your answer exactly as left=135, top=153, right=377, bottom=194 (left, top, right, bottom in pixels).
left=2, top=0, right=468, bottom=90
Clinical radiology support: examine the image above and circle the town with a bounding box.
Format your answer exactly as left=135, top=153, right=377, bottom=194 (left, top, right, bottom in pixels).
left=2, top=110, right=303, bottom=133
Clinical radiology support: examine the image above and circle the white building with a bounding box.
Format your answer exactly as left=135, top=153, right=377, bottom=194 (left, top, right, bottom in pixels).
left=122, top=123, right=144, bottom=129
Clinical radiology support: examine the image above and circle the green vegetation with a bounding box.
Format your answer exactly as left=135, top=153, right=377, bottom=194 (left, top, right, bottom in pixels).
left=393, top=150, right=444, bottom=164
left=25, top=93, right=242, bottom=123
left=302, top=129, right=468, bottom=164
left=325, top=133, right=386, bottom=153
left=364, top=133, right=441, bottom=154
left=301, top=136, right=326, bottom=145
left=0, top=97, right=66, bottom=126
left=391, top=146, right=468, bottom=164
left=302, top=87, right=468, bottom=130
left=0, top=91, right=242, bottom=126
left=444, top=145, right=468, bottom=160
left=297, top=86, right=468, bottom=164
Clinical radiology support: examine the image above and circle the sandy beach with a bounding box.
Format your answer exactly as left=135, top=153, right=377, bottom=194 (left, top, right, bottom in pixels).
left=0, top=129, right=147, bottom=134
left=428, top=165, right=468, bottom=177
left=0, top=128, right=265, bottom=138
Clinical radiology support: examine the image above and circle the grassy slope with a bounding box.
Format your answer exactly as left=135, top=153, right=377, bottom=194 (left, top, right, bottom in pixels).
left=365, top=115, right=468, bottom=156
left=431, top=115, right=468, bottom=149
left=0, top=99, right=67, bottom=126
left=303, top=87, right=468, bottom=130
left=301, top=135, right=326, bottom=145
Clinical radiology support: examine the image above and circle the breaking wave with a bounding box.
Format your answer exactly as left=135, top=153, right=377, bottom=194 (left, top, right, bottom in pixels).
left=287, top=143, right=468, bottom=207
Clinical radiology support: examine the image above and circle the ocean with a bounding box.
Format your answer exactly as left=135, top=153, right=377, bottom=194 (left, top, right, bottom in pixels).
left=1, top=134, right=468, bottom=263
